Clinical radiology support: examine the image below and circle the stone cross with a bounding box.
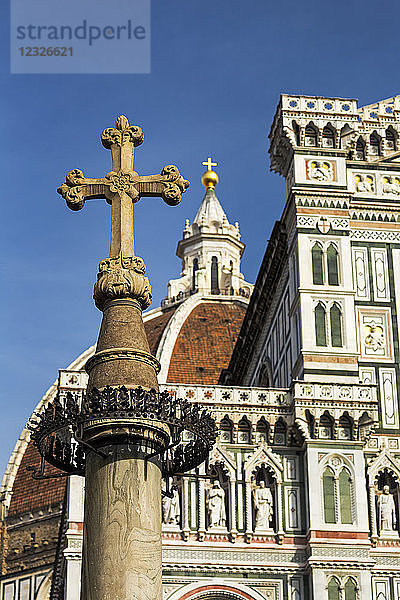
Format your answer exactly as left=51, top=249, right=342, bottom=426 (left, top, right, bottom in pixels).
left=202, top=156, right=217, bottom=171
left=58, top=115, right=189, bottom=258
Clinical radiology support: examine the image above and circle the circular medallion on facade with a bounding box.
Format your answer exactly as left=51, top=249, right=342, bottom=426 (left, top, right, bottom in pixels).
left=316, top=217, right=331, bottom=234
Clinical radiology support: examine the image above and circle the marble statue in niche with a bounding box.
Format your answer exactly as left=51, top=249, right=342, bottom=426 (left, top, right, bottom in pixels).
left=207, top=481, right=226, bottom=528
left=253, top=480, right=274, bottom=531
left=378, top=485, right=398, bottom=536
left=162, top=485, right=180, bottom=526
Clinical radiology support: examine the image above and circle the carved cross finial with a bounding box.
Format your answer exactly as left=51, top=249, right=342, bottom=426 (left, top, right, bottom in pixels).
left=57, top=115, right=190, bottom=258
left=202, top=157, right=217, bottom=171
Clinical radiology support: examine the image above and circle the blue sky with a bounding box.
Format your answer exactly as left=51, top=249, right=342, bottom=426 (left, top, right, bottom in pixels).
left=1, top=0, right=399, bottom=474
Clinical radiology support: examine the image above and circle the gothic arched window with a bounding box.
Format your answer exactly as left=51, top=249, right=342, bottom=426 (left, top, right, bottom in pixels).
left=305, top=124, right=318, bottom=147
left=220, top=416, right=233, bottom=443
left=312, top=243, right=324, bottom=285
left=339, top=468, right=353, bottom=524
left=327, top=244, right=339, bottom=285
left=211, top=256, right=219, bottom=293
left=256, top=418, right=269, bottom=443
left=386, top=127, right=397, bottom=151
left=319, top=412, right=334, bottom=439
left=323, top=468, right=336, bottom=524
left=192, top=258, right=199, bottom=291
left=356, top=138, right=365, bottom=160
left=315, top=302, right=327, bottom=347
left=306, top=409, right=315, bottom=439
left=344, top=578, right=357, bottom=600
left=322, top=458, right=355, bottom=526
left=330, top=303, right=343, bottom=347
left=338, top=413, right=352, bottom=440
left=328, top=578, right=341, bottom=600
left=322, top=125, right=335, bottom=148
left=238, top=417, right=251, bottom=444
left=273, top=419, right=286, bottom=446
left=370, top=133, right=381, bottom=156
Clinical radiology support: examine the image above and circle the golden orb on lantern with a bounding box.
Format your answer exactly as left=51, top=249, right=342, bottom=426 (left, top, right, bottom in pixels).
left=201, top=170, right=219, bottom=189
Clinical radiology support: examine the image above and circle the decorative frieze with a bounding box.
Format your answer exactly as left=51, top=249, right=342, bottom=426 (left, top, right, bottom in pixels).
left=351, top=230, right=400, bottom=242
left=162, top=548, right=307, bottom=567
left=164, top=385, right=291, bottom=408
left=294, top=382, right=374, bottom=403
left=296, top=215, right=349, bottom=231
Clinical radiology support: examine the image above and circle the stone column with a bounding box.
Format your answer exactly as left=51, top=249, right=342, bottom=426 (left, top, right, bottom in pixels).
left=276, top=481, right=285, bottom=542
left=81, top=293, right=166, bottom=600
left=369, top=485, right=378, bottom=542
left=81, top=450, right=162, bottom=600
left=198, top=467, right=206, bottom=541
left=244, top=480, right=252, bottom=542
left=229, top=480, right=237, bottom=541
left=182, top=477, right=190, bottom=541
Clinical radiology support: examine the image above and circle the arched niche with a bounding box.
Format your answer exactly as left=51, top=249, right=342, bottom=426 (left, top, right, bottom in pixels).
left=256, top=417, right=270, bottom=444
left=243, top=445, right=284, bottom=539
left=251, top=463, right=277, bottom=533
left=367, top=449, right=400, bottom=540
left=237, top=416, right=251, bottom=444
left=375, top=468, right=399, bottom=538
left=219, top=415, right=234, bottom=443
left=205, top=445, right=237, bottom=535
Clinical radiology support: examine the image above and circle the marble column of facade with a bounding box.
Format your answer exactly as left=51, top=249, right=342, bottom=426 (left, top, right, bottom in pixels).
left=369, top=484, right=378, bottom=541
left=229, top=480, right=237, bottom=541
left=198, top=465, right=206, bottom=541
left=244, top=480, right=252, bottom=542
left=276, top=481, right=285, bottom=541
left=182, top=476, right=190, bottom=541
left=334, top=476, right=340, bottom=523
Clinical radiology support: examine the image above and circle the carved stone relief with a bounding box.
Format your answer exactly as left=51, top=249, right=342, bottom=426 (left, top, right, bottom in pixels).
left=357, top=309, right=393, bottom=361
left=306, top=160, right=335, bottom=182
left=354, top=173, right=375, bottom=193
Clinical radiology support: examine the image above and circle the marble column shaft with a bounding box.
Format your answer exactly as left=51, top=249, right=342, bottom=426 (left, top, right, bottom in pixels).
left=81, top=451, right=162, bottom=600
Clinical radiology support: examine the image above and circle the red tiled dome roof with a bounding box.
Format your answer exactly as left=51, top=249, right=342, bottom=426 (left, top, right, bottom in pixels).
left=167, top=302, right=247, bottom=384
left=144, top=307, right=177, bottom=355
left=6, top=298, right=246, bottom=517
left=8, top=444, right=66, bottom=516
